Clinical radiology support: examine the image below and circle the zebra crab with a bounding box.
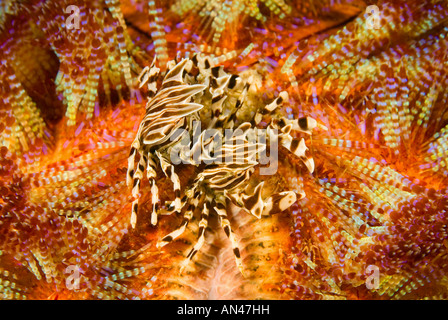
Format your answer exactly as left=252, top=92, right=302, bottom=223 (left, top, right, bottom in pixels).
left=127, top=54, right=326, bottom=274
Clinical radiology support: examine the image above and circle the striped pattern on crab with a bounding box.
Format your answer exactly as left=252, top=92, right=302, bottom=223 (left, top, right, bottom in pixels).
left=126, top=54, right=326, bottom=273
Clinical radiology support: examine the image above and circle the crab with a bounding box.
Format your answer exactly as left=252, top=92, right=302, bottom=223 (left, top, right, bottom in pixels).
left=127, top=54, right=326, bottom=273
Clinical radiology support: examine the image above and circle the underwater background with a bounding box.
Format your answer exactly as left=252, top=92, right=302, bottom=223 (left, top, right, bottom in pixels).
left=1, top=0, right=448, bottom=300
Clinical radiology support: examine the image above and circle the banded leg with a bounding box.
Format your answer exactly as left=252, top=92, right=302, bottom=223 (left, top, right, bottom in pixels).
left=254, top=91, right=288, bottom=125
left=239, top=181, right=265, bottom=219
left=253, top=91, right=315, bottom=171
left=149, top=178, right=160, bottom=226
left=226, top=181, right=298, bottom=218
left=281, top=116, right=327, bottom=173
left=254, top=90, right=327, bottom=174
left=214, top=195, right=245, bottom=276
left=156, top=192, right=202, bottom=248
left=184, top=197, right=211, bottom=263
left=128, top=150, right=159, bottom=228
left=126, top=140, right=140, bottom=187
left=293, top=116, right=328, bottom=135
left=279, top=134, right=314, bottom=173
left=261, top=190, right=298, bottom=216
left=127, top=141, right=148, bottom=228
left=156, top=151, right=183, bottom=213
left=225, top=83, right=249, bottom=128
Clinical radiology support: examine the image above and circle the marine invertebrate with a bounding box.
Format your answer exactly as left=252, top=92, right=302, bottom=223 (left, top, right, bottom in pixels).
left=1, top=0, right=448, bottom=301
left=128, top=54, right=324, bottom=273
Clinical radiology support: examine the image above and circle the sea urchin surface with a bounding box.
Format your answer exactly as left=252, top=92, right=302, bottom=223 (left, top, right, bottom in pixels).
left=0, top=0, right=448, bottom=301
